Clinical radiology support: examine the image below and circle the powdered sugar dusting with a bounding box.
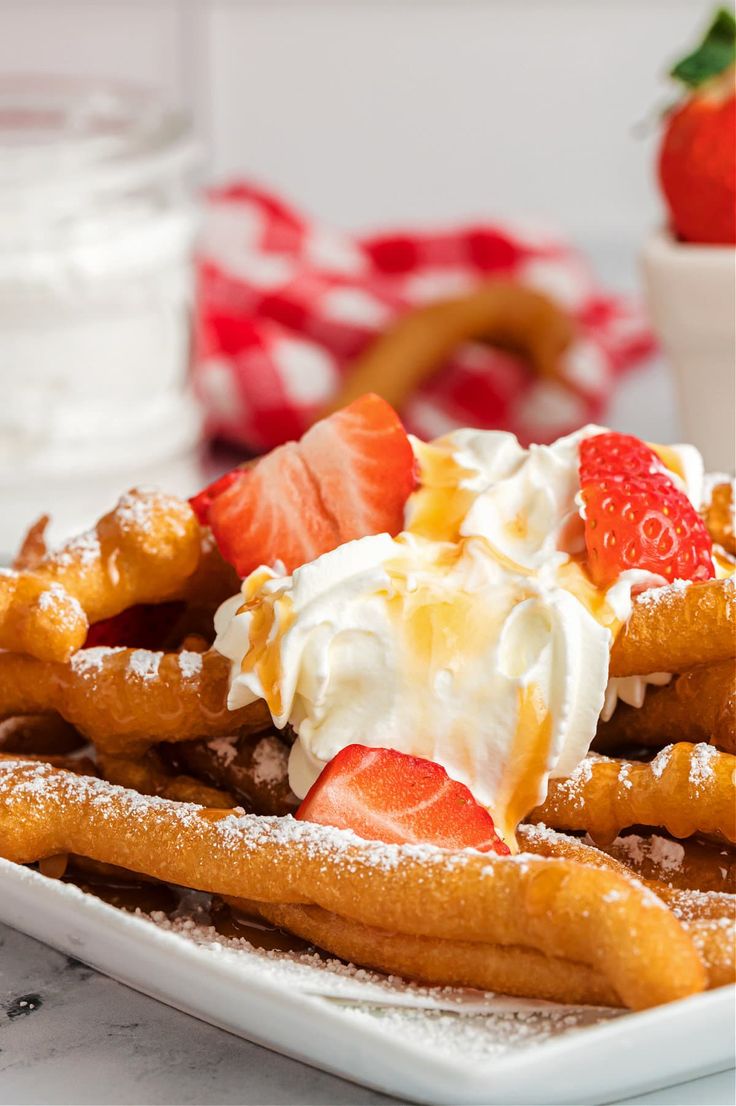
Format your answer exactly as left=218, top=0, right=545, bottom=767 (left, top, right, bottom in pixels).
left=70, top=646, right=126, bottom=675
left=338, top=1002, right=617, bottom=1062
left=650, top=746, right=672, bottom=779
left=178, top=651, right=203, bottom=680
left=648, top=836, right=686, bottom=874
left=617, top=763, right=633, bottom=791
left=35, top=582, right=85, bottom=630
left=252, top=734, right=289, bottom=787
left=635, top=578, right=692, bottom=609
left=206, top=736, right=239, bottom=766
left=550, top=757, right=594, bottom=810
left=116, top=489, right=190, bottom=537
left=689, top=743, right=717, bottom=790
left=127, top=649, right=163, bottom=680
left=0, top=759, right=477, bottom=874
left=51, top=530, right=101, bottom=569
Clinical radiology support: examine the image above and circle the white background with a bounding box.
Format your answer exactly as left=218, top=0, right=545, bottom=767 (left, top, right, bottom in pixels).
left=0, top=0, right=717, bottom=283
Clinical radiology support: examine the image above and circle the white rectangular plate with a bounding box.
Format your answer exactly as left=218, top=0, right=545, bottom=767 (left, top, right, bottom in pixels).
left=0, top=857, right=733, bottom=1105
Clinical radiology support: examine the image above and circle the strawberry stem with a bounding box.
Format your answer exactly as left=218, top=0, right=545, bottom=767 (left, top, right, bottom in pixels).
left=670, top=7, right=736, bottom=89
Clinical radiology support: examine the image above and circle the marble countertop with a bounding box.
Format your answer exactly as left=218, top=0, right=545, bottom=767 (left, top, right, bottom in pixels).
left=1, top=922, right=733, bottom=1106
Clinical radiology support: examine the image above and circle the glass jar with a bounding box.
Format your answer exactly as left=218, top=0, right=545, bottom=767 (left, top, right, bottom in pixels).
left=0, top=76, right=202, bottom=488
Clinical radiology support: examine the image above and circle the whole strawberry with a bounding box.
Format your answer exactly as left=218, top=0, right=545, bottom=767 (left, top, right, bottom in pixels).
left=658, top=8, right=736, bottom=244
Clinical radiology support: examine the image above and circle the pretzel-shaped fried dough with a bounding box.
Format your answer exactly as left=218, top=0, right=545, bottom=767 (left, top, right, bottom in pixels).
left=609, top=578, right=735, bottom=678
left=0, top=759, right=705, bottom=1009
left=529, top=745, right=736, bottom=845
left=1, top=490, right=201, bottom=662
left=322, top=282, right=575, bottom=417
left=0, top=648, right=270, bottom=754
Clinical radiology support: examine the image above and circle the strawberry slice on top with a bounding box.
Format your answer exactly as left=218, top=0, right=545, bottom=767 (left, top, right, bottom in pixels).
left=296, top=744, right=510, bottom=855
left=191, top=394, right=416, bottom=578
left=579, top=432, right=714, bottom=588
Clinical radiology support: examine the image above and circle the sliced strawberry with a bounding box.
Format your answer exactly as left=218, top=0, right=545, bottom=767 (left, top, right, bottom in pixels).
left=190, top=470, right=243, bottom=526
left=84, top=601, right=186, bottom=650
left=199, top=395, right=416, bottom=578
left=580, top=476, right=714, bottom=588
left=579, top=432, right=666, bottom=485
left=208, top=442, right=343, bottom=578
left=296, top=744, right=510, bottom=854
left=299, top=393, right=417, bottom=543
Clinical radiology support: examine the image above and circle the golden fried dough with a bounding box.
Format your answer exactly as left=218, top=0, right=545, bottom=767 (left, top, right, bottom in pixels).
left=236, top=898, right=620, bottom=1007
left=609, top=578, right=735, bottom=678
left=0, top=759, right=705, bottom=1010
left=1, top=490, right=201, bottom=662
left=0, top=648, right=270, bottom=754
left=97, top=751, right=235, bottom=808
left=596, top=660, right=736, bottom=755
left=323, top=281, right=575, bottom=416
left=703, top=481, right=735, bottom=556
left=530, top=744, right=736, bottom=845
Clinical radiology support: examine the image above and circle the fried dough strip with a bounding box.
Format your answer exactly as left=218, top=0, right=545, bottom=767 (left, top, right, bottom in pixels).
left=518, top=825, right=735, bottom=987
left=173, top=732, right=298, bottom=816
left=0, top=648, right=270, bottom=754
left=97, top=752, right=235, bottom=808
left=0, top=574, right=89, bottom=664
left=176, top=531, right=241, bottom=610
left=530, top=745, right=736, bottom=844
left=0, top=714, right=84, bottom=756
left=322, top=282, right=575, bottom=416
left=0, top=760, right=704, bottom=1009
left=232, top=898, right=620, bottom=1008
left=13, top=515, right=50, bottom=570
left=703, top=482, right=735, bottom=556
left=609, top=579, right=735, bottom=678
left=596, top=661, right=736, bottom=755
left=1, top=490, right=202, bottom=663
left=663, top=889, right=736, bottom=989
left=592, top=834, right=736, bottom=895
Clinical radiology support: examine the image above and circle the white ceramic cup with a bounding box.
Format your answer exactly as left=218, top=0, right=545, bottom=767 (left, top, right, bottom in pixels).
left=641, top=230, right=735, bottom=472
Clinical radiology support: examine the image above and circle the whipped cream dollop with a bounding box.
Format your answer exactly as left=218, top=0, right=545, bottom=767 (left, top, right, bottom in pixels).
left=217, top=424, right=697, bottom=844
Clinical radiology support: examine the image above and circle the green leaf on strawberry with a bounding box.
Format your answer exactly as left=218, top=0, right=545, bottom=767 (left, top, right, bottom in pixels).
left=670, top=7, right=736, bottom=89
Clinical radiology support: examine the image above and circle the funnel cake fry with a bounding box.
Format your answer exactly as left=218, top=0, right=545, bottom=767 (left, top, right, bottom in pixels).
left=97, top=751, right=235, bottom=808
left=172, top=732, right=298, bottom=816
left=233, top=898, right=620, bottom=1008
left=703, top=481, right=736, bottom=556
left=596, top=660, right=736, bottom=755
left=13, top=514, right=50, bottom=570
left=591, top=833, right=736, bottom=895
left=609, top=578, right=735, bottom=678
left=658, top=885, right=736, bottom=990
left=0, top=760, right=704, bottom=1010
left=529, top=744, right=736, bottom=845
left=0, top=714, right=84, bottom=757
left=0, top=648, right=270, bottom=754
left=322, top=282, right=575, bottom=417
left=0, top=575, right=88, bottom=664
left=518, top=824, right=735, bottom=987
left=1, top=490, right=201, bottom=663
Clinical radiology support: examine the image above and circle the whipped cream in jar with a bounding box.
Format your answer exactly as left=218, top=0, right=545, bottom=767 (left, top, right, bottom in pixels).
left=0, top=77, right=202, bottom=543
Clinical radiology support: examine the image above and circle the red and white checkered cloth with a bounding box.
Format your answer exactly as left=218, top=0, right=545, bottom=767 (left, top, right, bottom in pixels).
left=195, top=183, right=655, bottom=452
